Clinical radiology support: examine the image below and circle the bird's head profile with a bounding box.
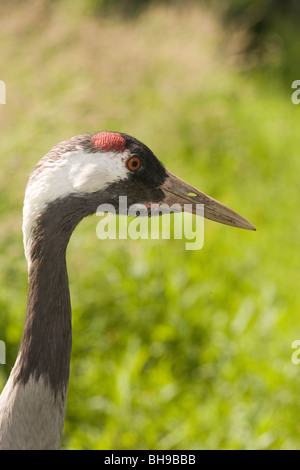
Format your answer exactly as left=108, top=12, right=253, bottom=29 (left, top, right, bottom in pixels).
left=23, top=131, right=255, bottom=262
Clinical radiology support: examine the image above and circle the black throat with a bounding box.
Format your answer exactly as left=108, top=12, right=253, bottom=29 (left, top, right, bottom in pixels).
left=13, top=196, right=87, bottom=396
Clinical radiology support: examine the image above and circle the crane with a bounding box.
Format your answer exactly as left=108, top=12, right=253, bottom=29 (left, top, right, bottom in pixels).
left=0, top=131, right=255, bottom=449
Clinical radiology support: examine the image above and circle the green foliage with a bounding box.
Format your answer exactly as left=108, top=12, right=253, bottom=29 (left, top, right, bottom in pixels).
left=0, top=0, right=299, bottom=449
left=222, top=0, right=300, bottom=83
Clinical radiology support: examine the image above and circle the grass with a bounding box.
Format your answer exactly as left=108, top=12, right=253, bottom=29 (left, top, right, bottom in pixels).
left=0, top=0, right=300, bottom=449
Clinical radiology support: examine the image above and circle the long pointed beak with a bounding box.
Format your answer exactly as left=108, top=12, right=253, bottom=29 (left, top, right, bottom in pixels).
left=159, top=170, right=256, bottom=231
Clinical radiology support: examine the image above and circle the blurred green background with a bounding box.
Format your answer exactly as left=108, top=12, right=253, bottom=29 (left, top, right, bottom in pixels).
left=0, top=0, right=300, bottom=450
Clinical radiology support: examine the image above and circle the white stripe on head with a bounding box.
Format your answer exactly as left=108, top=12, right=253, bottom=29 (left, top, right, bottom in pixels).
left=23, top=147, right=129, bottom=263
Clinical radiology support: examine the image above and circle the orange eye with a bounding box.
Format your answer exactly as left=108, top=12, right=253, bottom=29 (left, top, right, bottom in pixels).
left=126, top=156, right=141, bottom=171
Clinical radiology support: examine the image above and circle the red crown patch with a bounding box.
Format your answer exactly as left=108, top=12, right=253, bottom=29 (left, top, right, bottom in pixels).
left=92, top=132, right=126, bottom=152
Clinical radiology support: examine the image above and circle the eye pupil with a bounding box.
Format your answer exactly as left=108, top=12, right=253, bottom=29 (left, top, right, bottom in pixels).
left=127, top=157, right=141, bottom=171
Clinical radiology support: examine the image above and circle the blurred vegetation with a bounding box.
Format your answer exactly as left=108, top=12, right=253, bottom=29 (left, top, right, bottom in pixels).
left=0, top=0, right=300, bottom=450
left=223, top=0, right=300, bottom=82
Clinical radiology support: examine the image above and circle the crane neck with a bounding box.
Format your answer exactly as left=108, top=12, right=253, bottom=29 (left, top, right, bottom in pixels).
left=0, top=196, right=87, bottom=449
left=14, top=197, right=82, bottom=396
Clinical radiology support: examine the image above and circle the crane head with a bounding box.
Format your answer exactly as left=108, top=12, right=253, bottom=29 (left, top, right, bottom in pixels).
left=23, top=131, right=255, bottom=262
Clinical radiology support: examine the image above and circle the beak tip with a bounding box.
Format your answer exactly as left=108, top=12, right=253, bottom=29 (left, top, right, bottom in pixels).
left=236, top=220, right=256, bottom=231
left=245, top=221, right=256, bottom=231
